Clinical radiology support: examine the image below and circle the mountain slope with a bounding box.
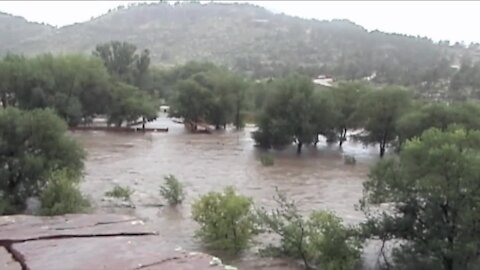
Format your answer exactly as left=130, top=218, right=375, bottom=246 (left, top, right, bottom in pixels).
left=0, top=11, right=54, bottom=52
left=0, top=2, right=469, bottom=84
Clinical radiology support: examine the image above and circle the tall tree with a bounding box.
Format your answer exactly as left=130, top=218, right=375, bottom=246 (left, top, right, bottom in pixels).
left=253, top=74, right=316, bottom=154
left=169, top=77, right=213, bottom=129
left=0, top=54, right=30, bottom=108
left=134, top=49, right=151, bottom=89
left=106, top=82, right=158, bottom=127
left=327, top=81, right=370, bottom=146
left=93, top=41, right=139, bottom=83
left=358, top=86, right=411, bottom=157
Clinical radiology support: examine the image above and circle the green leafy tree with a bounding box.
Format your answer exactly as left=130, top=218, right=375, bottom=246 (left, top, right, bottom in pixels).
left=1, top=54, right=112, bottom=126
left=191, top=186, right=258, bottom=253
left=311, top=90, right=337, bottom=145
left=397, top=101, right=480, bottom=147
left=148, top=61, right=219, bottom=103
left=358, top=86, right=411, bottom=157
left=93, top=41, right=139, bottom=83
left=169, top=66, right=248, bottom=130
left=327, top=81, right=370, bottom=146
left=93, top=41, right=153, bottom=91
left=107, top=82, right=158, bottom=127
left=253, top=74, right=317, bottom=154
left=0, top=108, right=84, bottom=213
left=134, top=49, right=151, bottom=89
left=361, top=128, right=480, bottom=270
left=169, top=78, right=213, bottom=128
left=0, top=54, right=30, bottom=108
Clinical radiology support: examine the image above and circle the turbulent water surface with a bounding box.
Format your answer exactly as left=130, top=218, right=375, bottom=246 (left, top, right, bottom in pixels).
left=72, top=116, right=381, bottom=269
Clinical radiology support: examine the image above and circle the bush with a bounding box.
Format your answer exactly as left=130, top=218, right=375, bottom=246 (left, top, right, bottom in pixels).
left=160, top=175, right=185, bottom=205
left=259, top=153, right=275, bottom=166
left=191, top=186, right=258, bottom=253
left=344, top=155, right=356, bottom=165
left=40, top=170, right=90, bottom=216
left=105, top=185, right=133, bottom=201
left=257, top=189, right=362, bottom=270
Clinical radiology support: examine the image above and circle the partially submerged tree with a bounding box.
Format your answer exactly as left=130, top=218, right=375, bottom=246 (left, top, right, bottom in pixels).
left=169, top=65, right=248, bottom=130
left=106, top=82, right=158, bottom=127
left=253, top=74, right=317, bottom=154
left=327, top=81, right=370, bottom=146
left=357, top=86, right=411, bottom=157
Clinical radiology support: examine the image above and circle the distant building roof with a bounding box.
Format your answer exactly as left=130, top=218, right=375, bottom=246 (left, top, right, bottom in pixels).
left=313, top=75, right=334, bottom=87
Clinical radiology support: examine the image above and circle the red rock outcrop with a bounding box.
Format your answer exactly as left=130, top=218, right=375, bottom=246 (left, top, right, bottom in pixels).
left=0, top=214, right=227, bottom=270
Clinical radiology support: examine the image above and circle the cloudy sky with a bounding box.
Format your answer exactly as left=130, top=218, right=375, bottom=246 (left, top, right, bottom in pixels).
left=1, top=1, right=478, bottom=43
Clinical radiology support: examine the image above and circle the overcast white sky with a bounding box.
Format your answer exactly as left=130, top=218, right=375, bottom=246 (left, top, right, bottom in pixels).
left=1, top=1, right=479, bottom=43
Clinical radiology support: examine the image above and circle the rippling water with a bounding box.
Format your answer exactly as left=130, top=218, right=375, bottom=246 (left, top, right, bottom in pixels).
left=71, top=116, right=382, bottom=269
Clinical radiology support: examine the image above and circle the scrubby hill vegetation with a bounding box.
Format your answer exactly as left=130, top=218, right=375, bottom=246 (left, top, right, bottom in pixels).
left=2, top=1, right=480, bottom=96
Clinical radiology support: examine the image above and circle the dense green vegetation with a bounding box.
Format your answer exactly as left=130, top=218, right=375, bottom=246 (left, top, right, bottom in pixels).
left=191, top=187, right=258, bottom=253
left=167, top=63, right=249, bottom=129
left=361, top=128, right=480, bottom=270
left=40, top=170, right=90, bottom=216
left=252, top=76, right=480, bottom=157
left=0, top=108, right=84, bottom=213
left=0, top=50, right=158, bottom=127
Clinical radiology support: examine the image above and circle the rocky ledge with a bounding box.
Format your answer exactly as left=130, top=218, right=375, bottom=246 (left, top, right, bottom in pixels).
left=0, top=214, right=230, bottom=270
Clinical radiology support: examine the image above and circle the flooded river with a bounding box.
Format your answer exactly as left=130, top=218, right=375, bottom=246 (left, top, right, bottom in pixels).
left=72, top=116, right=381, bottom=269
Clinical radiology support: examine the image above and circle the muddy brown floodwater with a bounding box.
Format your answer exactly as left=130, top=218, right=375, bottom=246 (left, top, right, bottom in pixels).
left=71, top=115, right=382, bottom=270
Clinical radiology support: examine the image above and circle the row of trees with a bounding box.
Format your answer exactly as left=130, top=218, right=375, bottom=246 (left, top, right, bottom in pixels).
left=253, top=75, right=480, bottom=156
left=0, top=41, right=158, bottom=127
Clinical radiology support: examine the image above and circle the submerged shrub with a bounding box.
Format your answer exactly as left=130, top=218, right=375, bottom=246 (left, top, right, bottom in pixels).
left=105, top=185, right=133, bottom=201
left=40, top=170, right=90, bottom=216
left=192, top=186, right=258, bottom=253
left=259, top=153, right=275, bottom=166
left=344, top=155, right=356, bottom=165
left=160, top=175, right=185, bottom=205
left=0, top=195, right=9, bottom=215
left=257, top=189, right=362, bottom=270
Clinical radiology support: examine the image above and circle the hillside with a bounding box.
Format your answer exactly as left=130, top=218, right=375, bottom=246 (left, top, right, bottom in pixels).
left=0, top=11, right=53, bottom=52
left=0, top=2, right=475, bottom=85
